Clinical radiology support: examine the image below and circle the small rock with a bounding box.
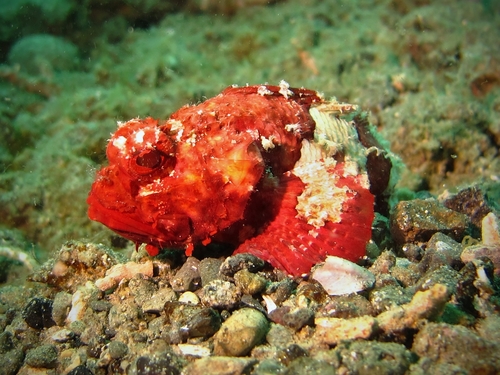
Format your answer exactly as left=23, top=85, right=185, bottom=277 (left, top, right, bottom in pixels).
left=264, top=278, right=296, bottom=305
left=391, top=199, right=469, bottom=245
left=219, top=253, right=266, bottom=279
left=268, top=306, right=314, bottom=331
left=315, top=316, right=376, bottom=345
left=266, top=323, right=294, bottom=347
left=177, top=344, right=211, bottom=358
left=213, top=308, right=269, bottom=356
left=331, top=340, right=413, bottom=374
left=51, top=291, right=72, bottom=326
left=311, top=256, right=375, bottom=296
left=171, top=257, right=201, bottom=292
left=108, top=340, right=128, bottom=359
left=285, top=357, right=334, bottom=375
left=377, top=284, right=450, bottom=333
left=164, top=302, right=221, bottom=340
left=443, top=186, right=493, bottom=229
left=185, top=307, right=222, bottom=338
left=280, top=308, right=315, bottom=331
left=369, top=250, right=397, bottom=274
left=142, top=287, right=177, bottom=314
left=412, top=322, right=500, bottom=374
left=66, top=366, right=94, bottom=375
left=418, top=233, right=463, bottom=273
left=25, top=344, right=58, bottom=368
left=198, top=257, right=223, bottom=286
left=135, top=354, right=183, bottom=375
left=275, top=344, right=308, bottom=366
left=390, top=259, right=421, bottom=287
left=416, top=265, right=460, bottom=293
left=369, top=285, right=411, bottom=314
left=398, top=243, right=424, bottom=262
left=317, top=294, right=373, bottom=318
left=22, top=297, right=56, bottom=330
left=183, top=356, right=257, bottom=375
left=234, top=268, right=268, bottom=295
left=50, top=328, right=74, bottom=343
left=295, top=282, right=329, bottom=305
left=200, top=279, right=240, bottom=309
left=0, top=348, right=23, bottom=375
left=252, top=359, right=286, bottom=375
left=178, top=291, right=200, bottom=305
left=456, top=259, right=495, bottom=315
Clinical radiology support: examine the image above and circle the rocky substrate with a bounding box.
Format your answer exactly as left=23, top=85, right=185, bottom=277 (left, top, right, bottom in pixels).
left=0, top=186, right=500, bottom=375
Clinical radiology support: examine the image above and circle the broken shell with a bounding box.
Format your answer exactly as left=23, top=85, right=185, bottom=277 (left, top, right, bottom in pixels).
left=311, top=256, right=375, bottom=296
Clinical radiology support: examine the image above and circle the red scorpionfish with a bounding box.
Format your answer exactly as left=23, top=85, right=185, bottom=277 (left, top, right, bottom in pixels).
left=88, top=81, right=392, bottom=276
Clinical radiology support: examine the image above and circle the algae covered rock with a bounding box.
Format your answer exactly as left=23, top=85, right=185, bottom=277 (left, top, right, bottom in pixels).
left=8, top=34, right=80, bottom=75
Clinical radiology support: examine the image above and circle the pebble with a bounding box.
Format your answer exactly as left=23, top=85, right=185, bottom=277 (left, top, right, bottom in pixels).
left=22, top=297, right=56, bottom=330
left=266, top=323, right=294, bottom=347
left=164, top=302, right=221, bottom=340
left=200, top=279, right=241, bottom=309
left=369, top=285, right=411, bottom=314
left=219, top=253, right=266, bottom=279
left=177, top=291, right=200, bottom=305
left=171, top=257, right=201, bottom=292
left=66, top=366, right=94, bottom=375
left=264, top=278, right=296, bottom=305
left=275, top=344, right=308, bottom=366
left=252, top=359, right=286, bottom=375
left=108, top=340, right=128, bottom=359
left=329, top=340, right=413, bottom=374
left=443, top=185, right=493, bottom=229
left=274, top=307, right=314, bottom=331
left=377, top=284, right=450, bottom=333
left=318, top=294, right=373, bottom=318
left=285, top=357, right=334, bottom=375
left=24, top=344, right=58, bottom=368
left=461, top=212, right=500, bottom=276
left=183, top=356, right=257, bottom=375
left=51, top=292, right=72, bottom=326
left=390, top=199, right=469, bottom=245
left=198, top=257, right=223, bottom=286
left=315, top=316, right=376, bottom=345
left=398, top=243, right=424, bottom=262
left=50, top=328, right=74, bottom=343
left=412, top=322, right=500, bottom=374
left=0, top=348, right=23, bottom=375
left=213, top=308, right=269, bottom=356
left=234, top=268, right=268, bottom=295
left=416, top=265, right=460, bottom=293
left=418, top=232, right=463, bottom=273
left=135, top=354, right=184, bottom=375
left=142, top=287, right=177, bottom=313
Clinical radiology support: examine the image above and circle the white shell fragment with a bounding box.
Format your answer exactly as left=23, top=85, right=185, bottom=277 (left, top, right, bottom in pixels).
left=311, top=256, right=375, bottom=296
left=94, top=260, right=153, bottom=291
left=482, top=212, right=500, bottom=246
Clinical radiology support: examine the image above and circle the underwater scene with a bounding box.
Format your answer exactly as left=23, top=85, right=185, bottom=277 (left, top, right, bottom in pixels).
left=1, top=0, right=500, bottom=373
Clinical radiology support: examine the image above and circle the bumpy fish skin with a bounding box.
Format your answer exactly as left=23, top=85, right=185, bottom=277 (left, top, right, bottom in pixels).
left=87, top=83, right=375, bottom=276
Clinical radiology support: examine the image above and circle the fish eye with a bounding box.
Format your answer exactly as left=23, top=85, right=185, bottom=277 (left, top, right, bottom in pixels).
left=136, top=149, right=162, bottom=169
left=130, top=149, right=176, bottom=176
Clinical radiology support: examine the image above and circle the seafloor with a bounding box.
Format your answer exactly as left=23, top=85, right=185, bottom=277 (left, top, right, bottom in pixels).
left=0, top=0, right=500, bottom=374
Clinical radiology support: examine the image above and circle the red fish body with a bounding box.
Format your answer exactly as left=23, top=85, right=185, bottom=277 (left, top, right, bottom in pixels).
left=87, top=82, right=377, bottom=276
